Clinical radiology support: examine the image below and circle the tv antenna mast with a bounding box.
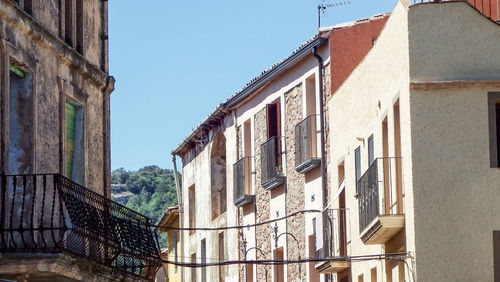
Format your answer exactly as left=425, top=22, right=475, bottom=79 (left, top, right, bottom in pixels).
left=317, top=1, right=351, bottom=29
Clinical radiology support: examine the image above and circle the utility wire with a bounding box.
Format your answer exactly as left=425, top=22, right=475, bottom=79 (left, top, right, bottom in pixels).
left=161, top=252, right=408, bottom=268
left=151, top=209, right=322, bottom=231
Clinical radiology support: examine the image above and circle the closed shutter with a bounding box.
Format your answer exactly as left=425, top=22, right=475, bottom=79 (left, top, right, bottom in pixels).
left=65, top=102, right=76, bottom=178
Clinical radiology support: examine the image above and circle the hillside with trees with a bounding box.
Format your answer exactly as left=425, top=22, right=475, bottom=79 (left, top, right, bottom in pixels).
left=111, top=165, right=179, bottom=226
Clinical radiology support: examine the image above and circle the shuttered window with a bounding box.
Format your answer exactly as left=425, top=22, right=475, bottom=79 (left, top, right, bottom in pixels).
left=65, top=101, right=76, bottom=178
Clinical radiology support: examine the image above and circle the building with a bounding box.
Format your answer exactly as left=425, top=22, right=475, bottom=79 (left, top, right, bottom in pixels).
left=156, top=205, right=182, bottom=282
left=172, top=11, right=389, bottom=282
left=0, top=1, right=161, bottom=281
left=173, top=0, right=500, bottom=282
left=319, top=0, right=500, bottom=281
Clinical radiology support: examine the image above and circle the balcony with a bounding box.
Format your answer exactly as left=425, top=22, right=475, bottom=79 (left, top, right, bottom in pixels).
left=315, top=209, right=350, bottom=274
left=233, top=157, right=255, bottom=207
left=295, top=115, right=321, bottom=174
left=358, top=158, right=405, bottom=245
left=0, top=174, right=162, bottom=281
left=260, top=136, right=286, bottom=190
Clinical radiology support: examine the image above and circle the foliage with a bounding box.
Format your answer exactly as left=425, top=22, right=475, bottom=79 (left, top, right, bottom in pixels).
left=111, top=165, right=179, bottom=248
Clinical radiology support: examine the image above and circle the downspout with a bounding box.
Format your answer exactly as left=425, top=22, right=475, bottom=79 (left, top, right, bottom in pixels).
left=102, top=76, right=115, bottom=198
left=313, top=44, right=329, bottom=261
left=171, top=153, right=183, bottom=282
left=312, top=46, right=327, bottom=211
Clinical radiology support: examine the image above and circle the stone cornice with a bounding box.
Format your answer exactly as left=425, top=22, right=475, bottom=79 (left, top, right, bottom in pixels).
left=410, top=80, right=500, bottom=91
left=0, top=0, right=110, bottom=87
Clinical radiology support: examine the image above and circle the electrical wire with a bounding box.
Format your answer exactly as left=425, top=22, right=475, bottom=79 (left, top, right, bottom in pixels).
left=151, top=209, right=322, bottom=231
left=160, top=252, right=408, bottom=268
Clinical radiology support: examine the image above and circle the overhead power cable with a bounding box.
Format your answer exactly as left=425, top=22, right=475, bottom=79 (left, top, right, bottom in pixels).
left=160, top=252, right=409, bottom=268
left=151, top=209, right=322, bottom=231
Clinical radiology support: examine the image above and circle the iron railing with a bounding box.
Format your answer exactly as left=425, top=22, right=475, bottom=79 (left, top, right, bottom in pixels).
left=317, top=209, right=349, bottom=259
left=413, top=0, right=500, bottom=22
left=260, top=136, right=283, bottom=184
left=295, top=115, right=319, bottom=168
left=0, top=174, right=162, bottom=281
left=233, top=157, right=255, bottom=206
left=358, top=158, right=403, bottom=234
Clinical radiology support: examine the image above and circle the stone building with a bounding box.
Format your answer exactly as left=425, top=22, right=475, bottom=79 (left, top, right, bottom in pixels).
left=172, top=12, right=388, bottom=282
left=173, top=1, right=500, bottom=282
left=0, top=1, right=161, bottom=281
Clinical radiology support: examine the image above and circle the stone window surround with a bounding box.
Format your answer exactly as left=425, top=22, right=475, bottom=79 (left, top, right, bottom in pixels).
left=57, top=76, right=88, bottom=184
left=0, top=39, right=38, bottom=174
left=488, top=92, right=500, bottom=168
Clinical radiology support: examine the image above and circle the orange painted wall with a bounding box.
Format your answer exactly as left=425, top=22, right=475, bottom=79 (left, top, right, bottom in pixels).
left=329, top=16, right=389, bottom=95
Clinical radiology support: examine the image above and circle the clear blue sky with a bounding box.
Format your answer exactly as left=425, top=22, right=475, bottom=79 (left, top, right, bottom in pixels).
left=109, top=0, right=398, bottom=171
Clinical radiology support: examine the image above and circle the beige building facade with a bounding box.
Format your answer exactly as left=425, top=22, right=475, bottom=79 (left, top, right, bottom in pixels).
left=325, top=1, right=500, bottom=281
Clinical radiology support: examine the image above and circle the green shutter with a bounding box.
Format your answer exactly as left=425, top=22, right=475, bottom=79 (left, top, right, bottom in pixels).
left=65, top=102, right=76, bottom=178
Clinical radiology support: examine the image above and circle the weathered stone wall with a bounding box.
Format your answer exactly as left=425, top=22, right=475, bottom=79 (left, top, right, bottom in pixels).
left=284, top=83, right=306, bottom=281
left=237, top=125, right=243, bottom=159
left=0, top=1, right=111, bottom=195
left=253, top=106, right=272, bottom=282
left=322, top=62, right=332, bottom=201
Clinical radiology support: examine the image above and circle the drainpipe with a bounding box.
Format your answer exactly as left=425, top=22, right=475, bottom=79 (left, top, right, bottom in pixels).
left=171, top=153, right=183, bottom=282
left=312, top=45, right=327, bottom=210
left=313, top=44, right=329, bottom=260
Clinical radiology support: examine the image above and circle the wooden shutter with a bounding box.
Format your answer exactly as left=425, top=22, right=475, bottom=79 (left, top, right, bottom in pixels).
left=65, top=102, right=76, bottom=178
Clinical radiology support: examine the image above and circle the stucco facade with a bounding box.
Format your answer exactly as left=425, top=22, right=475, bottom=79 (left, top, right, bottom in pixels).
left=327, top=1, right=500, bottom=281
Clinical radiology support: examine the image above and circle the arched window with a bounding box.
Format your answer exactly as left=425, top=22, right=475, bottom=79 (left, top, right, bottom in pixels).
left=211, top=132, right=227, bottom=219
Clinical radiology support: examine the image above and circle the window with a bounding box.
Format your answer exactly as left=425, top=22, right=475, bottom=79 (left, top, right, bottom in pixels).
left=246, top=263, right=253, bottom=282
left=201, top=239, right=207, bottom=282
left=339, top=191, right=347, bottom=257
left=273, top=247, right=284, bottom=282
left=8, top=64, right=33, bottom=175
left=355, top=147, right=361, bottom=194
left=23, top=0, right=32, bottom=15
left=338, top=161, right=345, bottom=187
left=173, top=231, right=178, bottom=272
left=65, top=100, right=85, bottom=184
left=219, top=232, right=225, bottom=282
left=306, top=74, right=317, bottom=116
left=211, top=132, right=227, bottom=219
left=358, top=274, right=364, bottom=282
left=308, top=231, right=320, bottom=282
left=488, top=92, right=500, bottom=168
left=267, top=101, right=281, bottom=139
left=494, top=231, right=500, bottom=281
left=189, top=185, right=196, bottom=234
left=368, top=135, right=374, bottom=166
left=63, top=0, right=84, bottom=54
left=191, top=252, right=197, bottom=282
left=371, top=267, right=377, bottom=282
left=393, top=100, right=403, bottom=213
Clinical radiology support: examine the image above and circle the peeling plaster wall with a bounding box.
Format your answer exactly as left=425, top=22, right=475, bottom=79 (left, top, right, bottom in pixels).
left=0, top=1, right=110, bottom=193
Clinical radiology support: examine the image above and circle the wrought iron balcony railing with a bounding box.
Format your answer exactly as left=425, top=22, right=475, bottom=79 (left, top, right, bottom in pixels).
left=260, top=136, right=286, bottom=190
left=413, top=0, right=500, bottom=22
left=0, top=174, right=162, bottom=281
left=233, top=157, right=255, bottom=207
left=358, top=158, right=404, bottom=244
left=314, top=208, right=351, bottom=274
left=295, top=115, right=321, bottom=174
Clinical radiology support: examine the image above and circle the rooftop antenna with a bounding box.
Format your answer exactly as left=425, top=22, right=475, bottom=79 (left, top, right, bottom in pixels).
left=318, top=1, right=352, bottom=29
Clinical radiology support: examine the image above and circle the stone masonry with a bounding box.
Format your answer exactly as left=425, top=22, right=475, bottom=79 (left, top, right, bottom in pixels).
left=284, top=83, right=306, bottom=281
left=253, top=106, right=273, bottom=282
